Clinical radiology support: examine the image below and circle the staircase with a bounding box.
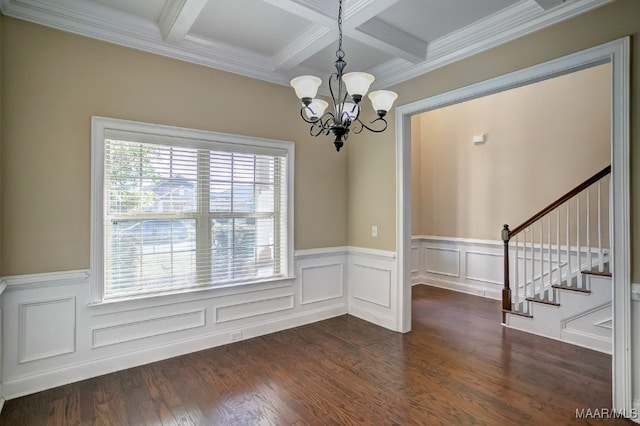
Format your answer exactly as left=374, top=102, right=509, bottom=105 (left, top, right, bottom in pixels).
left=501, top=165, right=612, bottom=354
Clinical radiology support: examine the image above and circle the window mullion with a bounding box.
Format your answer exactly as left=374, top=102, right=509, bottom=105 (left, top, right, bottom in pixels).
left=196, top=150, right=211, bottom=285
left=274, top=158, right=283, bottom=275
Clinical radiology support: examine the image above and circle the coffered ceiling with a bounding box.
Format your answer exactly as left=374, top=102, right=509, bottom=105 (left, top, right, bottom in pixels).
left=0, top=0, right=612, bottom=90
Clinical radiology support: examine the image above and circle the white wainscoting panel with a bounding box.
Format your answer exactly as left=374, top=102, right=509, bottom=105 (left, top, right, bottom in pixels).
left=19, top=297, right=76, bottom=363
left=351, top=264, right=391, bottom=308
left=412, top=236, right=502, bottom=299
left=465, top=251, right=503, bottom=285
left=561, top=303, right=612, bottom=354
left=1, top=248, right=348, bottom=400
left=348, top=247, right=398, bottom=331
left=424, top=246, right=460, bottom=277
left=215, top=294, right=294, bottom=323
left=411, top=245, right=420, bottom=277
left=300, top=263, right=344, bottom=305
left=92, top=309, right=206, bottom=348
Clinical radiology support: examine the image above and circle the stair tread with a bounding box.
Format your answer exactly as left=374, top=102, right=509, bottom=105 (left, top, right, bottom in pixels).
left=502, top=308, right=533, bottom=318
left=552, top=283, right=591, bottom=294
left=581, top=268, right=612, bottom=278
left=525, top=296, right=560, bottom=306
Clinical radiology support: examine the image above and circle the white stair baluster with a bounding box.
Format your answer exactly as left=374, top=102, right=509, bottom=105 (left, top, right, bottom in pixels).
left=576, top=194, right=581, bottom=288
left=530, top=228, right=535, bottom=301
left=515, top=235, right=520, bottom=310
left=523, top=231, right=528, bottom=314
left=598, top=180, right=603, bottom=272
left=539, top=221, right=544, bottom=300
left=587, top=187, right=592, bottom=271
left=556, top=209, right=561, bottom=291
left=566, top=203, right=571, bottom=288
left=547, top=215, right=553, bottom=302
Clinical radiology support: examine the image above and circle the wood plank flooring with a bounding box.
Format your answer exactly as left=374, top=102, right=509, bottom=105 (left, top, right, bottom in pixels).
left=1, top=285, right=630, bottom=425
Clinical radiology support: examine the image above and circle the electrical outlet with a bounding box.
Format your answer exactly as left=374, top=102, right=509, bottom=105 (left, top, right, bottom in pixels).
left=371, top=225, right=378, bottom=237
left=230, top=331, right=243, bottom=341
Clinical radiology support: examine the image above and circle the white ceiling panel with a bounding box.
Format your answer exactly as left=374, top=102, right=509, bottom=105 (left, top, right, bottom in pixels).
left=89, top=0, right=166, bottom=24
left=376, top=0, right=520, bottom=42
left=190, top=0, right=312, bottom=55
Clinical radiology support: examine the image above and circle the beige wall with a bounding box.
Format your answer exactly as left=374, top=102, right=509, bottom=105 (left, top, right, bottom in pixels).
left=347, top=0, right=640, bottom=280
left=412, top=64, right=611, bottom=240
left=0, top=18, right=347, bottom=275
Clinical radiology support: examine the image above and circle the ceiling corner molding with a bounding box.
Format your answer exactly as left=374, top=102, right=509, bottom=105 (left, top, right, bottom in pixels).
left=371, top=0, right=614, bottom=90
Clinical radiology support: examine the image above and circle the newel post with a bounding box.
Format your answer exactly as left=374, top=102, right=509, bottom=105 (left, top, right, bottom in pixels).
left=501, top=224, right=512, bottom=321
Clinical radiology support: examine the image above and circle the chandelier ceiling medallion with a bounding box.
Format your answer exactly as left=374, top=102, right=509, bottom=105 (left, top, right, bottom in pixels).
left=290, top=0, right=398, bottom=152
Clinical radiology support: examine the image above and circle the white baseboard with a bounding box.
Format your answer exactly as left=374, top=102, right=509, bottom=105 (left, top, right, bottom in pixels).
left=347, top=304, right=397, bottom=331
left=503, top=321, right=612, bottom=354
left=560, top=329, right=611, bottom=354
left=3, top=303, right=346, bottom=400
left=413, top=279, right=501, bottom=300
left=0, top=397, right=4, bottom=415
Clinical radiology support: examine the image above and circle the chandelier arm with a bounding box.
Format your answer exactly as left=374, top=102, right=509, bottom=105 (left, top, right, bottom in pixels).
left=352, top=117, right=388, bottom=134
left=310, top=122, right=324, bottom=137
left=319, top=112, right=336, bottom=130
left=299, top=107, right=320, bottom=125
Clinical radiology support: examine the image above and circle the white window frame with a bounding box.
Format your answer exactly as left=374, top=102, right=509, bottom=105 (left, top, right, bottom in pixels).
left=90, top=116, right=295, bottom=304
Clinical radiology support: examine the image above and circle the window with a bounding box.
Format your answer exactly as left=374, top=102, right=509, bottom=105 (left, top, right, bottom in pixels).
left=92, top=117, right=294, bottom=301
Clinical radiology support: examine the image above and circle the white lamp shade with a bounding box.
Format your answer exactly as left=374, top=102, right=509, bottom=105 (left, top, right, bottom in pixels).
left=337, top=102, right=359, bottom=120
left=304, top=99, right=329, bottom=119
left=290, top=75, right=322, bottom=99
left=341, top=72, right=375, bottom=97
left=368, top=90, right=398, bottom=112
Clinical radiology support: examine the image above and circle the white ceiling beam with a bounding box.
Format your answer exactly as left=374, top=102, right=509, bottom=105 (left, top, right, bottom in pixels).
left=273, top=24, right=336, bottom=71
left=342, top=0, right=401, bottom=27
left=262, top=0, right=336, bottom=26
left=348, top=18, right=426, bottom=64
left=158, top=0, right=208, bottom=44
left=270, top=0, right=401, bottom=71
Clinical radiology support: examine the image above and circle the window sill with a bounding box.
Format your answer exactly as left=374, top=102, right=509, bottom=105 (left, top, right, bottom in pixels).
left=88, top=275, right=296, bottom=315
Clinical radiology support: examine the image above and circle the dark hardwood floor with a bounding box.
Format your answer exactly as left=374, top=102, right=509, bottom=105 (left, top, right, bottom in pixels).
left=1, top=285, right=629, bottom=425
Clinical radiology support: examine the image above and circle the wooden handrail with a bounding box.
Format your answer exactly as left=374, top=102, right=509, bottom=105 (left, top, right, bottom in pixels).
left=509, top=165, right=611, bottom=238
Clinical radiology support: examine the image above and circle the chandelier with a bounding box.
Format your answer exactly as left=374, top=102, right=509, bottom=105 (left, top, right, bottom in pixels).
left=289, top=0, right=398, bottom=152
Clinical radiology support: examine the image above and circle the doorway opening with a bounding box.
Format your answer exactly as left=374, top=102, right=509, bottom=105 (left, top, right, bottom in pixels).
left=395, top=38, right=631, bottom=411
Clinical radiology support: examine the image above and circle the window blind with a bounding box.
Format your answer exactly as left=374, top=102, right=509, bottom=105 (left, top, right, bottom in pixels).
left=103, top=137, right=288, bottom=299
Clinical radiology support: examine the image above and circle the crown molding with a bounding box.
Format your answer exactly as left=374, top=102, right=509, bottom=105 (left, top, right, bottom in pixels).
left=371, top=0, right=614, bottom=90
left=0, top=0, right=614, bottom=92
